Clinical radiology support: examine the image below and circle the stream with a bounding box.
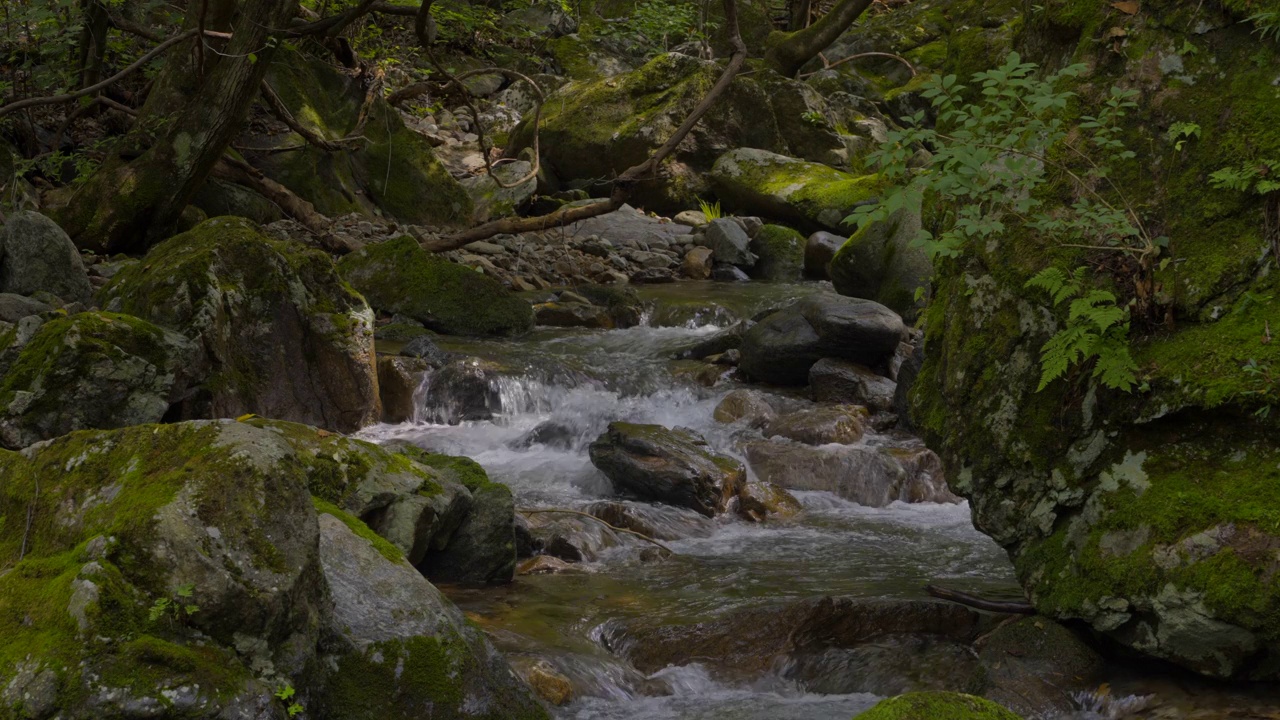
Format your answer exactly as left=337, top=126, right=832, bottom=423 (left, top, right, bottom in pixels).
left=359, top=281, right=1280, bottom=720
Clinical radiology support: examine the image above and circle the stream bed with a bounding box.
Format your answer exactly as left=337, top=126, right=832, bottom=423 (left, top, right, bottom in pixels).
left=360, top=281, right=1280, bottom=720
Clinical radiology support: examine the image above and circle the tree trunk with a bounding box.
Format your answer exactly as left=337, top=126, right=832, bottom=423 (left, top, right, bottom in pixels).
left=55, top=0, right=299, bottom=253
left=77, top=0, right=110, bottom=90
left=764, top=0, right=873, bottom=77
left=787, top=0, right=811, bottom=32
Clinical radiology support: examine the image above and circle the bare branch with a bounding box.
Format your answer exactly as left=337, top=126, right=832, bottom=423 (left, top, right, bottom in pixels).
left=213, top=155, right=330, bottom=234
left=799, top=51, right=916, bottom=79
left=925, top=584, right=1035, bottom=614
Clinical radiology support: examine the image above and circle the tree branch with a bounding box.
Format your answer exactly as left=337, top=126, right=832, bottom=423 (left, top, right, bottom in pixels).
left=925, top=584, right=1035, bottom=614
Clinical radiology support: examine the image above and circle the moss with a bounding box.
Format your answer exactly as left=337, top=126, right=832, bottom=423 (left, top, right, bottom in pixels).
left=375, top=322, right=432, bottom=342
left=749, top=225, right=805, bottom=282
left=712, top=149, right=885, bottom=232
left=312, top=497, right=403, bottom=563
left=854, top=692, right=1022, bottom=720
left=337, top=235, right=534, bottom=337
left=395, top=447, right=493, bottom=493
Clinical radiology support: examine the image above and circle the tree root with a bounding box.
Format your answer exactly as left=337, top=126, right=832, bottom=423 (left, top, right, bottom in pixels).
left=925, top=584, right=1036, bottom=614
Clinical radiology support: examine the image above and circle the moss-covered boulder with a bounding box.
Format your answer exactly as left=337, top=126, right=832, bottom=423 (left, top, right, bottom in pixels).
left=510, top=52, right=789, bottom=212
left=829, top=200, right=931, bottom=322
left=854, top=692, right=1021, bottom=720
left=710, top=148, right=884, bottom=233
left=0, top=419, right=545, bottom=719
left=101, top=217, right=381, bottom=433
left=338, top=235, right=534, bottom=337
left=0, top=311, right=199, bottom=449
left=0, top=211, right=94, bottom=304
left=911, top=0, right=1280, bottom=680
left=234, top=49, right=472, bottom=227
left=749, top=224, right=806, bottom=282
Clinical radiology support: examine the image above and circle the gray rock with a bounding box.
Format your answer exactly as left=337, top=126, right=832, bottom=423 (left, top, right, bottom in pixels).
left=0, top=293, right=51, bottom=323
left=739, top=293, right=906, bottom=385
left=535, top=301, right=615, bottom=328
left=0, top=211, right=94, bottom=303
left=766, top=405, right=869, bottom=445
left=0, top=312, right=201, bottom=450
left=419, top=357, right=503, bottom=424
left=809, top=358, right=897, bottom=412
left=682, top=246, right=714, bottom=279
left=711, top=263, right=750, bottom=282
left=712, top=389, right=777, bottom=428
left=977, top=617, right=1104, bottom=717
left=674, top=210, right=708, bottom=227
left=589, top=422, right=745, bottom=517
left=399, top=333, right=451, bottom=366
left=421, top=481, right=517, bottom=585
left=745, top=439, right=957, bottom=506
left=805, top=231, right=846, bottom=279
left=829, top=200, right=931, bottom=322
left=462, top=161, right=538, bottom=223
left=377, top=355, right=430, bottom=424
left=705, top=219, right=756, bottom=268
left=893, top=343, right=925, bottom=431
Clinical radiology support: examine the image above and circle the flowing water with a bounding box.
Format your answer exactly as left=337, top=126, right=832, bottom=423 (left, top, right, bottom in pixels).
left=359, top=281, right=1279, bottom=719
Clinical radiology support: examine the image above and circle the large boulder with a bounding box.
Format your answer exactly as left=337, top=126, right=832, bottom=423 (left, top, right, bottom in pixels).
left=239, top=50, right=472, bottom=226
left=829, top=200, right=931, bottom=322
left=911, top=0, right=1280, bottom=680
left=338, top=236, right=534, bottom=337
left=705, top=219, right=756, bottom=268
left=0, top=419, right=544, bottom=720
left=809, top=357, right=897, bottom=412
left=102, top=216, right=380, bottom=433
left=0, top=211, right=93, bottom=303
left=739, top=292, right=906, bottom=385
left=710, top=148, right=883, bottom=233
left=413, top=453, right=518, bottom=586
left=462, top=160, right=537, bottom=223
left=0, top=293, right=51, bottom=323
left=589, top=422, right=745, bottom=517
left=0, top=312, right=199, bottom=449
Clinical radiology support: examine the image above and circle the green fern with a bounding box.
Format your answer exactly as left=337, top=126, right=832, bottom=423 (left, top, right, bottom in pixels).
left=1026, top=268, right=1139, bottom=392
left=1247, top=12, right=1280, bottom=42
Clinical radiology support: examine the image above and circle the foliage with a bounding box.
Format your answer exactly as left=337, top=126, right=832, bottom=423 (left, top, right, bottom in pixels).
left=1243, top=358, right=1277, bottom=418
left=698, top=197, right=722, bottom=220
left=848, top=52, right=1158, bottom=392
left=599, top=0, right=717, bottom=55
left=1025, top=267, right=1138, bottom=392
left=1166, top=121, right=1201, bottom=152
left=148, top=583, right=200, bottom=624
left=1248, top=11, right=1280, bottom=42
left=276, top=683, right=305, bottom=718
left=1209, top=158, right=1280, bottom=195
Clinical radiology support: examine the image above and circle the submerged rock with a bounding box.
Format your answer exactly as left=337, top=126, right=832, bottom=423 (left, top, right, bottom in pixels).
left=0, top=312, right=199, bottom=449
left=589, top=422, right=745, bottom=517
left=339, top=235, right=534, bottom=337
left=0, top=211, right=94, bottom=303
left=102, top=216, right=380, bottom=433
left=739, top=292, right=905, bottom=385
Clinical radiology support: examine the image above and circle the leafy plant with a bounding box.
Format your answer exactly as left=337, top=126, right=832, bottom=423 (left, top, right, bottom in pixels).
left=1209, top=159, right=1280, bottom=194
left=847, top=52, right=1155, bottom=392
left=800, top=110, right=828, bottom=128
left=1243, top=357, right=1277, bottom=418
left=1025, top=268, right=1138, bottom=392
left=697, top=198, right=722, bottom=220
left=600, top=0, right=716, bottom=55
left=275, top=684, right=304, bottom=718
left=148, top=583, right=199, bottom=624
left=1247, top=11, right=1280, bottom=42
left=1166, top=121, right=1201, bottom=152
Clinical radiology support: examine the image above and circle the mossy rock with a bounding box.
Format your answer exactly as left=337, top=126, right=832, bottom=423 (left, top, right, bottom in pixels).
left=854, top=692, right=1022, bottom=720
left=748, top=225, right=806, bottom=282
left=829, top=200, right=930, bottom=322
left=710, top=148, right=884, bottom=234
left=244, top=48, right=472, bottom=226
left=0, top=311, right=199, bottom=449
left=338, top=235, right=534, bottom=337
left=101, top=216, right=381, bottom=433
left=510, top=52, right=787, bottom=213
left=0, top=419, right=543, bottom=719
left=909, top=0, right=1280, bottom=680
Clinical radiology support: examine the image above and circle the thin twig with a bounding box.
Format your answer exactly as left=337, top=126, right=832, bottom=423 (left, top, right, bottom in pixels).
left=519, top=508, right=676, bottom=554
left=798, top=51, right=916, bottom=79
left=925, top=584, right=1035, bottom=614
left=18, top=476, right=39, bottom=562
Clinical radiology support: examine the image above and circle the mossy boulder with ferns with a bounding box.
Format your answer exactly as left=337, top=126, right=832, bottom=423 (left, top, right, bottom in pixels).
left=899, top=0, right=1280, bottom=679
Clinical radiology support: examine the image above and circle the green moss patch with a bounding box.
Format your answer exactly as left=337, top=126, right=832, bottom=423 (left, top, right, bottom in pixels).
left=854, top=692, right=1022, bottom=720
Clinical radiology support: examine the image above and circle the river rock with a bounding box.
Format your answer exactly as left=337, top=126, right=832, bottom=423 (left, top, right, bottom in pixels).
left=713, top=389, right=777, bottom=428
left=673, top=321, right=749, bottom=360
left=737, top=478, right=803, bottom=521
left=745, top=440, right=956, bottom=506
left=612, top=597, right=983, bottom=681
left=463, top=160, right=537, bottom=223
left=705, top=219, right=756, bottom=268
left=101, top=216, right=381, bottom=433
left=0, top=293, right=51, bottom=323
left=682, top=246, right=714, bottom=279
left=535, top=301, right=617, bottom=329
left=711, top=263, right=750, bottom=282
left=977, top=617, right=1103, bottom=717
left=805, top=231, right=846, bottom=278
left=338, top=235, right=533, bottom=337
left=0, top=311, right=200, bottom=449
left=674, top=210, right=708, bottom=227
left=419, top=357, right=503, bottom=424
left=399, top=333, right=451, bottom=366
left=893, top=342, right=925, bottom=431
left=809, top=358, right=897, bottom=411
left=749, top=225, right=805, bottom=282
left=710, top=148, right=882, bottom=233
left=853, top=693, right=1021, bottom=720
left=420, top=477, right=517, bottom=585
left=766, top=405, right=869, bottom=446
left=586, top=500, right=717, bottom=541
left=589, top=422, right=745, bottom=517
left=829, top=198, right=930, bottom=322
left=377, top=355, right=428, bottom=424
left=739, top=293, right=906, bottom=385
left=0, top=211, right=94, bottom=303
